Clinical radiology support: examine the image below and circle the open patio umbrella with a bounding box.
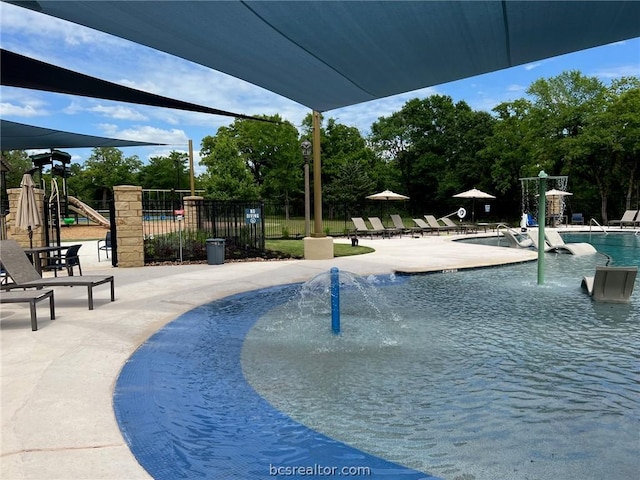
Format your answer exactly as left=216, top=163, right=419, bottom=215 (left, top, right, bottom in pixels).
left=453, top=187, right=496, bottom=223
left=366, top=189, right=410, bottom=201
left=366, top=190, right=410, bottom=225
left=15, top=173, right=43, bottom=248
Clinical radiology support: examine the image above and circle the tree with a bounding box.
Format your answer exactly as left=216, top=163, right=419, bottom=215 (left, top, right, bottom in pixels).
left=200, top=131, right=260, bottom=200
left=139, top=151, right=190, bottom=190
left=200, top=115, right=301, bottom=205
left=1, top=150, right=33, bottom=189
left=77, top=147, right=142, bottom=204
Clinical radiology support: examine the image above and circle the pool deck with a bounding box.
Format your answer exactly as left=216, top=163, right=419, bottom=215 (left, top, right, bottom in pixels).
left=0, top=228, right=618, bottom=479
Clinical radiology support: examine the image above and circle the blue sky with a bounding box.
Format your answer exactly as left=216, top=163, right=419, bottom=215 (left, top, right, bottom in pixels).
left=1, top=2, right=639, bottom=172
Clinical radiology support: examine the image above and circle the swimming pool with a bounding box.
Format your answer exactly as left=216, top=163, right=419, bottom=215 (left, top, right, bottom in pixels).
left=114, top=234, right=638, bottom=479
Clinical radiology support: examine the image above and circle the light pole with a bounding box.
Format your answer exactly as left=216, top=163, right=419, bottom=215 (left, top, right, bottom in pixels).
left=300, top=139, right=312, bottom=238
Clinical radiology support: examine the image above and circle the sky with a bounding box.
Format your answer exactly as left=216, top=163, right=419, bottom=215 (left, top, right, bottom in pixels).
left=1, top=2, right=639, bottom=174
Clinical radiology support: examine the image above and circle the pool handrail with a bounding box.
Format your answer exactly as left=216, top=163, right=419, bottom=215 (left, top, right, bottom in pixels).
left=589, top=218, right=607, bottom=234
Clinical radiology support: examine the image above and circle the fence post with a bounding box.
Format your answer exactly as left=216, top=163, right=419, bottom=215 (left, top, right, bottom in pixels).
left=183, top=196, right=203, bottom=232
left=113, top=185, right=144, bottom=267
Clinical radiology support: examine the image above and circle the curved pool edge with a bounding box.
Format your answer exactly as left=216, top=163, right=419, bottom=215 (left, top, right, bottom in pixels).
left=114, top=283, right=440, bottom=480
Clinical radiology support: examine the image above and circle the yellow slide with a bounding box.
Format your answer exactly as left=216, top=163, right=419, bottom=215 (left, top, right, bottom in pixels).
left=68, top=196, right=110, bottom=227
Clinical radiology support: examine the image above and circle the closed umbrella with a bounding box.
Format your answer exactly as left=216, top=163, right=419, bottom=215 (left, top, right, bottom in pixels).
left=15, top=173, right=42, bottom=248
left=453, top=187, right=496, bottom=223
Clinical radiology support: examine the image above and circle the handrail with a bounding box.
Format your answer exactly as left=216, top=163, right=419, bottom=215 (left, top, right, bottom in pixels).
left=589, top=218, right=607, bottom=234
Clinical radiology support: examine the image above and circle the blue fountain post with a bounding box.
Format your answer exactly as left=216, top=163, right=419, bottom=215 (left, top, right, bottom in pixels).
left=330, top=267, right=340, bottom=334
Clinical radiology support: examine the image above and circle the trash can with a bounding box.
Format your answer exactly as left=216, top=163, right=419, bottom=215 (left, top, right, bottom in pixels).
left=206, top=238, right=225, bottom=265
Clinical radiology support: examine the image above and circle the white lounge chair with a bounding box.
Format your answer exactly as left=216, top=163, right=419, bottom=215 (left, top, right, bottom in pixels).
left=528, top=229, right=596, bottom=255
left=368, top=217, right=401, bottom=237
left=501, top=228, right=533, bottom=248
left=608, top=210, right=639, bottom=228
left=581, top=266, right=637, bottom=303
left=545, top=229, right=597, bottom=255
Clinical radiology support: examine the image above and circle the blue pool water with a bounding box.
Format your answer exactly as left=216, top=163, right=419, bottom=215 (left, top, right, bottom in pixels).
left=115, top=234, right=638, bottom=479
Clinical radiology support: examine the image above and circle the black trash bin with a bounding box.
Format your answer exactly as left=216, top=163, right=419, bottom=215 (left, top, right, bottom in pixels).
left=206, top=238, right=225, bottom=265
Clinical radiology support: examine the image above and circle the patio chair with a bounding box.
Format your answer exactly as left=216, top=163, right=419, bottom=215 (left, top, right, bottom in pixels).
left=571, top=213, right=584, bottom=225
left=501, top=228, right=533, bottom=248
left=351, top=217, right=384, bottom=239
left=41, top=244, right=83, bottom=277
left=0, top=289, right=55, bottom=331
left=581, top=266, right=637, bottom=303
left=0, top=240, right=115, bottom=310
left=390, top=214, right=422, bottom=237
left=608, top=210, right=639, bottom=228
left=368, top=217, right=401, bottom=237
left=98, top=231, right=112, bottom=261
left=424, top=215, right=457, bottom=235
left=412, top=218, right=435, bottom=235
left=545, top=229, right=597, bottom=255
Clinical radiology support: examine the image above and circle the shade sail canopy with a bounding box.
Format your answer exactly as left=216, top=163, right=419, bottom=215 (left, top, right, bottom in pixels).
left=0, top=120, right=163, bottom=150
left=366, top=190, right=410, bottom=201
left=453, top=188, right=496, bottom=200
left=11, top=1, right=640, bottom=112
left=0, top=49, right=271, bottom=123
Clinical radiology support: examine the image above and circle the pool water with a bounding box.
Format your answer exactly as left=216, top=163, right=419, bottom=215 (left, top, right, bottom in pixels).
left=115, top=234, right=639, bottom=480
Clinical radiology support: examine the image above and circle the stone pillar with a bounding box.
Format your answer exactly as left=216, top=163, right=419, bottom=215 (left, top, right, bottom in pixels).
left=113, top=185, right=144, bottom=267
left=7, top=187, right=46, bottom=248
left=182, top=196, right=203, bottom=232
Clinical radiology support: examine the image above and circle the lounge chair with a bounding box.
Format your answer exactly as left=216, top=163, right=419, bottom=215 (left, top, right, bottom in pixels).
left=351, top=217, right=384, bottom=239
left=545, top=229, right=597, bottom=255
left=368, top=217, right=401, bottom=237
left=412, top=218, right=435, bottom=235
left=501, top=228, right=533, bottom=248
left=390, top=214, right=422, bottom=237
left=581, top=266, right=637, bottom=303
left=439, top=216, right=477, bottom=233
left=0, top=240, right=115, bottom=310
left=608, top=210, right=639, bottom=228
left=0, top=289, right=55, bottom=331
left=424, top=215, right=457, bottom=235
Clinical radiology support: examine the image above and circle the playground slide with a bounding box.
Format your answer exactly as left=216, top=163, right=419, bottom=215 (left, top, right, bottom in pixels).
left=68, top=196, right=110, bottom=227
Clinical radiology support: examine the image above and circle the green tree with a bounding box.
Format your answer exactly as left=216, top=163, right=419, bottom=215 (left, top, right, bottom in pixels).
left=139, top=151, right=190, bottom=190
left=1, top=150, right=33, bottom=189
left=77, top=147, right=142, bottom=204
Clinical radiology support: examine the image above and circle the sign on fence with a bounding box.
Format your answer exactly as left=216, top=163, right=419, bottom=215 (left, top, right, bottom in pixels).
left=245, top=208, right=261, bottom=224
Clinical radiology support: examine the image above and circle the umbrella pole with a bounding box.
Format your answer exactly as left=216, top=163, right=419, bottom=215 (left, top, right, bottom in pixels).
left=27, top=226, right=33, bottom=248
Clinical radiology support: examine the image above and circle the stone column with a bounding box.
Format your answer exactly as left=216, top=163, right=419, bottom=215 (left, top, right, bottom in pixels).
left=7, top=187, right=46, bottom=248
left=182, top=196, right=203, bottom=232
left=113, top=185, right=144, bottom=267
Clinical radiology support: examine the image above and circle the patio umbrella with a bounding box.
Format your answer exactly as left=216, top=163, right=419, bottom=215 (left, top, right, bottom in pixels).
left=366, top=190, right=410, bottom=225
left=453, top=187, right=496, bottom=223
left=15, top=173, right=43, bottom=248
left=366, top=189, right=410, bottom=201
left=544, top=189, right=572, bottom=220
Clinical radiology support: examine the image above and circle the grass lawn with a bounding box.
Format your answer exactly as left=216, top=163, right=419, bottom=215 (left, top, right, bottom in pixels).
left=265, top=239, right=374, bottom=259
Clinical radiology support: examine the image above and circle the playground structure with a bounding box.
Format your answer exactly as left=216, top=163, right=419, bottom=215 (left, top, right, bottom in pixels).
left=28, top=150, right=110, bottom=246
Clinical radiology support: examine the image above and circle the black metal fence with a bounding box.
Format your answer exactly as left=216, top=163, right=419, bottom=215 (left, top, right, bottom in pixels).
left=142, top=199, right=266, bottom=263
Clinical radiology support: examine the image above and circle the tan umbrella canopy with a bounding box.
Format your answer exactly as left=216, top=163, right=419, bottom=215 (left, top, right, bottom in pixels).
left=15, top=173, right=43, bottom=248
left=366, top=190, right=410, bottom=224
left=545, top=188, right=573, bottom=197
left=366, top=189, right=410, bottom=201
left=453, top=187, right=496, bottom=222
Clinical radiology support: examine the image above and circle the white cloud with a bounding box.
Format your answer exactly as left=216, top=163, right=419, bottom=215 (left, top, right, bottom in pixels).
left=524, top=62, right=543, bottom=71
left=0, top=102, right=48, bottom=117
left=97, top=124, right=189, bottom=145
left=592, top=64, right=640, bottom=79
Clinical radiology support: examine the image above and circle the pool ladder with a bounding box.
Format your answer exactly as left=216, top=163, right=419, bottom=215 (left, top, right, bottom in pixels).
left=589, top=218, right=608, bottom=234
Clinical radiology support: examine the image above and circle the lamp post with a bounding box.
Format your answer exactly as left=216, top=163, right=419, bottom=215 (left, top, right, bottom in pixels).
left=300, top=139, right=312, bottom=238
